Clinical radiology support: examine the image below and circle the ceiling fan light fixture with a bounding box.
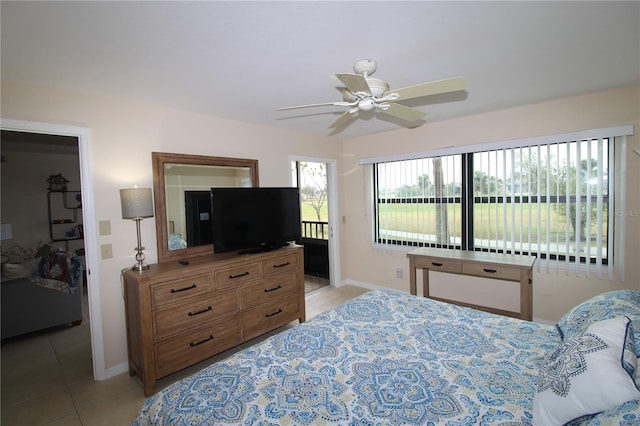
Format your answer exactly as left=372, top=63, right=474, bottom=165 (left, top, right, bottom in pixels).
left=358, top=98, right=375, bottom=111
left=276, top=58, right=467, bottom=133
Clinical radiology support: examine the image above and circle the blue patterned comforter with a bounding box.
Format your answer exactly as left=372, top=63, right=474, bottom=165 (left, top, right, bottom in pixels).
left=131, top=289, right=621, bottom=425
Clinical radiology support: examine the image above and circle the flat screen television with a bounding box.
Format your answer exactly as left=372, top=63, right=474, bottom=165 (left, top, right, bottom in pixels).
left=210, top=187, right=301, bottom=254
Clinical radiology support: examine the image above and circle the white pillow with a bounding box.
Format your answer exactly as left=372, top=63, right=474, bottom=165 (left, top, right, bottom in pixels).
left=2, top=258, right=39, bottom=280
left=533, top=316, right=640, bottom=426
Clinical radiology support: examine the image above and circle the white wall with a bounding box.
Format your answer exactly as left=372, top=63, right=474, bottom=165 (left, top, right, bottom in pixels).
left=340, top=84, right=640, bottom=322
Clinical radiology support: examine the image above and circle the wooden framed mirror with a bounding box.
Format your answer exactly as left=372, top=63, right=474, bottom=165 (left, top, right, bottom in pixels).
left=152, top=152, right=259, bottom=263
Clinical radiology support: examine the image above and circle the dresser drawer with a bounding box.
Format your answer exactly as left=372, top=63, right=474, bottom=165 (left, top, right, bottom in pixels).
left=241, top=274, right=298, bottom=310
left=215, top=263, right=259, bottom=289
left=424, top=258, right=462, bottom=273
left=462, top=262, right=521, bottom=281
left=262, top=253, right=299, bottom=278
left=153, top=289, right=239, bottom=339
left=154, top=316, right=242, bottom=378
left=151, top=274, right=214, bottom=307
left=243, top=295, right=300, bottom=340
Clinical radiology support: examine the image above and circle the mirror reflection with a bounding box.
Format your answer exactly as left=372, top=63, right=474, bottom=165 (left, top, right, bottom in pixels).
left=164, top=164, right=253, bottom=250
left=152, top=152, right=259, bottom=264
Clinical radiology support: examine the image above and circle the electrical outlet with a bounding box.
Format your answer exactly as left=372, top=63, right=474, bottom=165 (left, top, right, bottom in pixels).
left=396, top=267, right=403, bottom=278
left=100, top=243, right=113, bottom=259
left=99, top=220, right=111, bottom=236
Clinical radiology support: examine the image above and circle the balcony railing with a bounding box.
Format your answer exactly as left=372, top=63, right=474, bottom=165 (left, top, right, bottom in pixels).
left=301, top=220, right=329, bottom=240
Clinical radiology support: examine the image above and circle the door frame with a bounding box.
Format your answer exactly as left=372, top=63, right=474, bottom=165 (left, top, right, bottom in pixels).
left=1, top=118, right=106, bottom=380
left=289, top=156, right=341, bottom=288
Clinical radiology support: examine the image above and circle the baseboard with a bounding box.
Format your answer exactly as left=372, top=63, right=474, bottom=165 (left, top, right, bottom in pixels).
left=104, top=362, right=130, bottom=380
left=339, top=278, right=407, bottom=293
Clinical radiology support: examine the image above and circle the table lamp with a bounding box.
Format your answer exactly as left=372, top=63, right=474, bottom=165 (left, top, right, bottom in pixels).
left=120, top=188, right=154, bottom=271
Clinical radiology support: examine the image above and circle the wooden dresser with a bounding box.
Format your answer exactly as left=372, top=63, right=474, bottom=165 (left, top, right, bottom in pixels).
left=123, top=245, right=305, bottom=396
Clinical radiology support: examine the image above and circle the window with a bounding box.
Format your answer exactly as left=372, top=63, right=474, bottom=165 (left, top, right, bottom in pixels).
left=364, top=126, right=632, bottom=279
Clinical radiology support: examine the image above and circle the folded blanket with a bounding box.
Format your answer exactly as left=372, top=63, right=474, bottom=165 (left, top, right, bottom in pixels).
left=31, top=251, right=81, bottom=295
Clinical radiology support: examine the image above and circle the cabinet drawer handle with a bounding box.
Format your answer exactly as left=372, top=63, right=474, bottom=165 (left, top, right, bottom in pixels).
left=188, top=306, right=213, bottom=316
left=431, top=262, right=443, bottom=267
left=189, top=335, right=214, bottom=347
left=265, top=308, right=283, bottom=318
left=273, top=262, right=291, bottom=269
left=229, top=271, right=250, bottom=279
left=170, top=284, right=197, bottom=293
left=483, top=268, right=498, bottom=274
left=264, top=285, right=282, bottom=293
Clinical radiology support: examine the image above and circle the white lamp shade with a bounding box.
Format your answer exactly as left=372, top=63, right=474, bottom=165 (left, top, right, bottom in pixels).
left=0, top=223, right=12, bottom=240
left=120, top=188, right=154, bottom=219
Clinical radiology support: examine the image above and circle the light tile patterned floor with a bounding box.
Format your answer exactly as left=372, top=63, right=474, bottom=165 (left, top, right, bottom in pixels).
left=304, top=274, right=329, bottom=293
left=0, top=283, right=368, bottom=425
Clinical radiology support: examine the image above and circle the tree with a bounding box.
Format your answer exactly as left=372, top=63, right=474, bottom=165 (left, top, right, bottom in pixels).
left=298, top=162, right=327, bottom=222
left=433, top=158, right=449, bottom=244
left=417, top=174, right=433, bottom=196
left=474, top=170, right=502, bottom=196
left=552, top=159, right=604, bottom=241
left=511, top=151, right=604, bottom=242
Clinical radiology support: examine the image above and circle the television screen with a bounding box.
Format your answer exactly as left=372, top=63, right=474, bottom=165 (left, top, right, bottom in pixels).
left=210, top=187, right=301, bottom=254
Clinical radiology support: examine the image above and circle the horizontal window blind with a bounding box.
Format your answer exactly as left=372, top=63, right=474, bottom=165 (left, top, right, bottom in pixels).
left=369, top=125, right=633, bottom=281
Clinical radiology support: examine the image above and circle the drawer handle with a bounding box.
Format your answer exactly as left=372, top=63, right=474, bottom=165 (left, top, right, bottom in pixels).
left=265, top=308, right=283, bottom=318
left=229, top=271, right=250, bottom=279
left=189, top=335, right=214, bottom=347
left=273, top=262, right=291, bottom=269
left=483, top=268, right=498, bottom=274
left=170, top=284, right=197, bottom=293
left=431, top=262, right=443, bottom=267
left=264, top=285, right=282, bottom=293
left=188, top=306, right=213, bottom=316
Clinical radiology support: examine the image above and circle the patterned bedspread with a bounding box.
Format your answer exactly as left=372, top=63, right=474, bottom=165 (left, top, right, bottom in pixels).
left=133, top=289, right=570, bottom=425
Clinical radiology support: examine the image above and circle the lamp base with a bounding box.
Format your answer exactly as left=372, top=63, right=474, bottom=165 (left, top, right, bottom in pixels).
left=131, top=262, right=150, bottom=271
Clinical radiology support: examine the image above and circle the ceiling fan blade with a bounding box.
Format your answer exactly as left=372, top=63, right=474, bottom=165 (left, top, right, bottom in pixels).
left=335, top=73, right=371, bottom=95
left=328, top=110, right=357, bottom=129
left=276, top=101, right=352, bottom=111
left=380, top=103, right=426, bottom=123
left=386, top=76, right=467, bottom=101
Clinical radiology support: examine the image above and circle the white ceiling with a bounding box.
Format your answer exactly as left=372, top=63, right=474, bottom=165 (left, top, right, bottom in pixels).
left=2, top=1, right=639, bottom=139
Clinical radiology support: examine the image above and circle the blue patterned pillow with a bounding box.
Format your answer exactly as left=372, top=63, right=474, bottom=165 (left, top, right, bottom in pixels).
left=534, top=316, right=640, bottom=425
left=556, top=290, right=640, bottom=358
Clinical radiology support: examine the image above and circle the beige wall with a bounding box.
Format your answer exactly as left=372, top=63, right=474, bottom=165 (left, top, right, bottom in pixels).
left=340, top=84, right=640, bottom=322
left=2, top=79, right=639, bottom=374
left=1, top=79, right=342, bottom=372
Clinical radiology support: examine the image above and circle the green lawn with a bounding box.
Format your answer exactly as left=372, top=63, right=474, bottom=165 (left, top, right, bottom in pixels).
left=377, top=202, right=607, bottom=244
left=299, top=200, right=607, bottom=248
left=300, top=202, right=328, bottom=222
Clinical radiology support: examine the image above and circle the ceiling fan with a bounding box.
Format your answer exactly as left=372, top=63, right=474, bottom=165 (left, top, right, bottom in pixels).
left=277, top=59, right=468, bottom=131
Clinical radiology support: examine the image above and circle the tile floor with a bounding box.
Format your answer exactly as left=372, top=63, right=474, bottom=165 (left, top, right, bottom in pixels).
left=1, top=283, right=368, bottom=425
left=304, top=274, right=329, bottom=293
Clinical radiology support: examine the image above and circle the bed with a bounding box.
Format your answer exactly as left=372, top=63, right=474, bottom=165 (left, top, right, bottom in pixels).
left=1, top=250, right=83, bottom=339
left=132, top=289, right=640, bottom=425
